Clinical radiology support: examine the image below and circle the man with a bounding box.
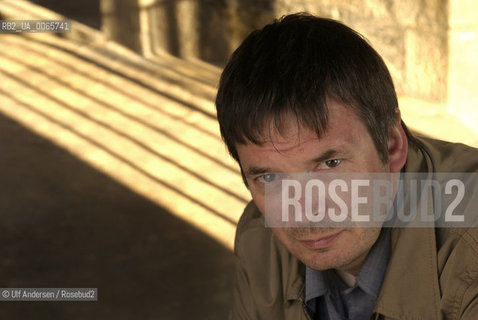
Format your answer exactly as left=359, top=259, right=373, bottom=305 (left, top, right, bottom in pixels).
left=215, top=13, right=478, bottom=319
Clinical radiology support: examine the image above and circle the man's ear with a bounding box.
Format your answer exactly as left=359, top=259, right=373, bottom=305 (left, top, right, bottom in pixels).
left=387, top=109, right=408, bottom=172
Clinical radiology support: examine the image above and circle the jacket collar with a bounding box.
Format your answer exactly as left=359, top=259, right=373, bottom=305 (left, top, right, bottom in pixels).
left=374, top=143, right=441, bottom=319
left=285, top=247, right=305, bottom=301
left=374, top=227, right=441, bottom=319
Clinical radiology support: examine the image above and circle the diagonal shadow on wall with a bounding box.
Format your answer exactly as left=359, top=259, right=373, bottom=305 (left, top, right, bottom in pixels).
left=0, top=113, right=235, bottom=319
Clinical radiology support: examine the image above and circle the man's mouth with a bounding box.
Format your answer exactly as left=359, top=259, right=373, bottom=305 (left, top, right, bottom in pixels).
left=297, top=231, right=343, bottom=249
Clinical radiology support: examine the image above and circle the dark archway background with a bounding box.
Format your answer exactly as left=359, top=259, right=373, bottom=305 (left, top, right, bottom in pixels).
left=32, top=0, right=102, bottom=29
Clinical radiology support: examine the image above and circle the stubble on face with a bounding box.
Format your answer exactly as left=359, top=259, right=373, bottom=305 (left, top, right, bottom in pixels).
left=274, top=226, right=381, bottom=275
left=236, top=100, right=392, bottom=275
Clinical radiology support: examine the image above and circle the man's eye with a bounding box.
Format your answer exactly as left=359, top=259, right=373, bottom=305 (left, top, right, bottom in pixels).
left=259, top=173, right=277, bottom=183
left=325, top=159, right=341, bottom=168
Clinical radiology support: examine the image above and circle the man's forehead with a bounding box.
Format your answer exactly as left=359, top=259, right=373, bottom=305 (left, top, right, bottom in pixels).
left=236, top=101, right=366, bottom=158
left=240, top=128, right=323, bottom=153
left=246, top=100, right=360, bottom=147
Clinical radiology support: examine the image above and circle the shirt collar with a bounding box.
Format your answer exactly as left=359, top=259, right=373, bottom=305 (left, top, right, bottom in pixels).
left=305, top=264, right=327, bottom=301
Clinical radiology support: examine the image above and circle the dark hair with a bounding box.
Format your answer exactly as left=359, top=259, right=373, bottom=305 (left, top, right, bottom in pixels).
left=216, top=13, right=417, bottom=167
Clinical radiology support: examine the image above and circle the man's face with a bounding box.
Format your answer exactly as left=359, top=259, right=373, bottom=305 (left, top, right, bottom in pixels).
left=236, top=100, right=398, bottom=275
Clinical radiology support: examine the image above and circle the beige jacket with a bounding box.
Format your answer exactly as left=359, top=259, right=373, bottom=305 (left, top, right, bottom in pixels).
left=230, top=137, right=478, bottom=319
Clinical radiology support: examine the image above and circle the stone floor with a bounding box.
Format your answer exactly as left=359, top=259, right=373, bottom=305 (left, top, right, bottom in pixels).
left=0, top=113, right=235, bottom=319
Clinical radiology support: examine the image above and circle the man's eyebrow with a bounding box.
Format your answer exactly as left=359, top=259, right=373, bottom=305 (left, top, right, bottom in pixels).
left=245, top=166, right=272, bottom=176
left=311, top=149, right=341, bottom=163
left=244, top=149, right=341, bottom=176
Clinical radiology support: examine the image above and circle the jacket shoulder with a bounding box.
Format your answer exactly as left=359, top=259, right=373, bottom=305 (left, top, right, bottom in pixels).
left=437, top=227, right=478, bottom=253
left=415, top=136, right=478, bottom=172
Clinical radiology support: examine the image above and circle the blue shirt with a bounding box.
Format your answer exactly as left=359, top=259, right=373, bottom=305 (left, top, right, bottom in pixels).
left=305, top=228, right=391, bottom=319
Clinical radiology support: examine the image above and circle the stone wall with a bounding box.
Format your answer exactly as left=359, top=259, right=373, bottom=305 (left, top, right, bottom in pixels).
left=448, top=0, right=478, bottom=135
left=99, top=0, right=452, bottom=103
left=273, top=0, right=448, bottom=102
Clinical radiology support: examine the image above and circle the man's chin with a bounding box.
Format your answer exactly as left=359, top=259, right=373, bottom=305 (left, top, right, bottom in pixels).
left=300, top=251, right=341, bottom=271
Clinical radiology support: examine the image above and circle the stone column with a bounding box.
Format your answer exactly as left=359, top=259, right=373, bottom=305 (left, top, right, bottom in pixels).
left=100, top=0, right=142, bottom=52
